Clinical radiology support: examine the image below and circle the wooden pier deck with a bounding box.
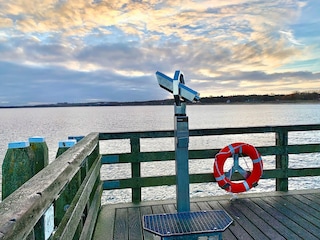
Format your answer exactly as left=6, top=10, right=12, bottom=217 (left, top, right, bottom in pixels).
left=93, top=189, right=320, bottom=240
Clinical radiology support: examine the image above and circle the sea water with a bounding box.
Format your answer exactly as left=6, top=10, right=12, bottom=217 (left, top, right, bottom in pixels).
left=0, top=104, right=320, bottom=203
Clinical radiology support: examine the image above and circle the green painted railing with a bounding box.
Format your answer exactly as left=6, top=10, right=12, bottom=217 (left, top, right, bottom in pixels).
left=0, top=133, right=101, bottom=240
left=100, top=124, right=320, bottom=203
left=1, top=124, right=320, bottom=239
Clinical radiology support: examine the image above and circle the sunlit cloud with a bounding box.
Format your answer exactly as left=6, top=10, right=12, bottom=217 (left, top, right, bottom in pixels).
left=0, top=0, right=319, bottom=105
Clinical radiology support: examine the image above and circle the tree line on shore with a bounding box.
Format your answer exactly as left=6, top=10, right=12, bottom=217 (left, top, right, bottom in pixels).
left=199, top=91, right=320, bottom=104
left=1, top=91, right=319, bottom=108
left=136, top=91, right=320, bottom=105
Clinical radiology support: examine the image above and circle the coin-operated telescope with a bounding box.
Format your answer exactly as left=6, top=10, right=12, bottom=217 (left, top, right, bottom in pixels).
left=156, top=70, right=200, bottom=105
left=155, top=70, right=200, bottom=212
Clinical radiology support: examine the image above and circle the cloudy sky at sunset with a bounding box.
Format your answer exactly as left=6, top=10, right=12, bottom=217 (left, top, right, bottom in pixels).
left=0, top=0, right=319, bottom=106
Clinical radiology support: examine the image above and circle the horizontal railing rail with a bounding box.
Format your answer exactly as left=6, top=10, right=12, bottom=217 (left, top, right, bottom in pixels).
left=0, top=132, right=101, bottom=240
left=1, top=124, right=320, bottom=239
left=100, top=124, right=320, bottom=203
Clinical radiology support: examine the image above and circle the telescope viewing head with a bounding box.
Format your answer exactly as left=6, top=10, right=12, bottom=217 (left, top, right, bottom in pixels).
left=156, top=70, right=200, bottom=104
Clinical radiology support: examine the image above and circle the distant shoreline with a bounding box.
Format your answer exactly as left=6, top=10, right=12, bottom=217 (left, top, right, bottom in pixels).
left=0, top=100, right=319, bottom=109
left=1, top=92, right=319, bottom=108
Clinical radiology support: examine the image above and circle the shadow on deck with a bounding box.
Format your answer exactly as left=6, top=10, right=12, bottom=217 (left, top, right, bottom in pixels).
left=93, top=189, right=320, bottom=240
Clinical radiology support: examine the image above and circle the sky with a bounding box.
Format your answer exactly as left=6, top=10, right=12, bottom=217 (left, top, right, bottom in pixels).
left=0, top=0, right=319, bottom=106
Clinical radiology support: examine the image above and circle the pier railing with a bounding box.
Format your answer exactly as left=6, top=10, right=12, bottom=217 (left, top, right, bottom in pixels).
left=1, top=124, right=320, bottom=239
left=100, top=124, right=320, bottom=203
left=0, top=132, right=101, bottom=240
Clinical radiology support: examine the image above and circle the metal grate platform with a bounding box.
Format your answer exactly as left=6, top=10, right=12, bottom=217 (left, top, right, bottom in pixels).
left=143, top=210, right=233, bottom=239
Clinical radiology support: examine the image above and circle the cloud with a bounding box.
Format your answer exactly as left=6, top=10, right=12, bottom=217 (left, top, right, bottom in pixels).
left=192, top=70, right=320, bottom=96
left=0, top=0, right=319, bottom=105
left=279, top=30, right=304, bottom=45
left=0, top=60, right=166, bottom=104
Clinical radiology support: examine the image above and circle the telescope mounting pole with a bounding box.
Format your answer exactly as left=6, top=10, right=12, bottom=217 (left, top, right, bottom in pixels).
left=173, top=73, right=191, bottom=213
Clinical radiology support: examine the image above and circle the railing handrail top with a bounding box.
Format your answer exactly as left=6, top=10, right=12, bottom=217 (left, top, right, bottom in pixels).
left=99, top=123, right=320, bottom=139
left=0, top=132, right=99, bottom=237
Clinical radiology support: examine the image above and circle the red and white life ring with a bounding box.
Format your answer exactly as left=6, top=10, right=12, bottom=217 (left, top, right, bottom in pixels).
left=213, top=142, right=263, bottom=193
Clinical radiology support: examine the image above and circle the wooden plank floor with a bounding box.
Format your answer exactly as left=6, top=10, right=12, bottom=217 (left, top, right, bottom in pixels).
left=93, top=189, right=320, bottom=240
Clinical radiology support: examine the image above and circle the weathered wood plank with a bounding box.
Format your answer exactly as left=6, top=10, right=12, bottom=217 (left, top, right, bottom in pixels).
left=304, top=192, right=320, bottom=204
left=162, top=204, right=176, bottom=214
left=128, top=207, right=143, bottom=240
left=151, top=204, right=165, bottom=214
left=229, top=198, right=286, bottom=240
left=219, top=199, right=268, bottom=240
left=79, top=183, right=102, bottom=240
left=283, top=195, right=320, bottom=220
left=140, top=206, right=154, bottom=240
left=254, top=197, right=318, bottom=240
left=241, top=198, right=299, bottom=239
left=52, top=155, right=101, bottom=240
left=292, top=194, right=320, bottom=212
left=263, top=196, right=320, bottom=239
left=207, top=200, right=254, bottom=240
left=114, top=208, right=128, bottom=240
left=190, top=202, right=201, bottom=211
left=92, top=205, right=115, bottom=240
left=275, top=196, right=320, bottom=228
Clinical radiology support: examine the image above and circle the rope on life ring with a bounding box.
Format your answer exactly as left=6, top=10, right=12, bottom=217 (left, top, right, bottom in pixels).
left=213, top=142, right=263, bottom=193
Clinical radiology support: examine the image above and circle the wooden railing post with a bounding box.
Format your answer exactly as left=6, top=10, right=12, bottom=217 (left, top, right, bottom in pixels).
left=130, top=137, right=141, bottom=203
left=29, top=137, right=50, bottom=240
left=0, top=133, right=100, bottom=240
left=2, top=141, right=33, bottom=200
left=2, top=137, right=50, bottom=240
left=54, top=139, right=82, bottom=239
left=275, top=130, right=289, bottom=191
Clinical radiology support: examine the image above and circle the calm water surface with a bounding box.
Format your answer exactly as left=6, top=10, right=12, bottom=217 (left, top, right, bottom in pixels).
left=1, top=104, right=320, bottom=202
